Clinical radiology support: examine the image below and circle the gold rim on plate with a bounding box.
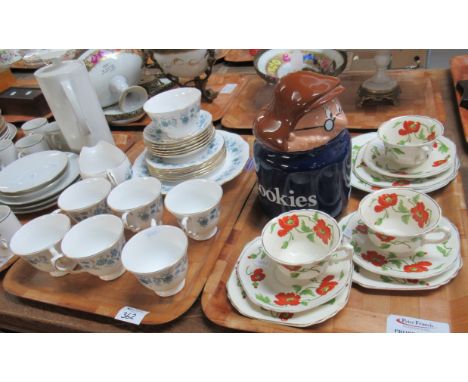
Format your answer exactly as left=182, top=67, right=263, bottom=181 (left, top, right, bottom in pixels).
left=144, top=125, right=215, bottom=151
left=143, top=121, right=213, bottom=146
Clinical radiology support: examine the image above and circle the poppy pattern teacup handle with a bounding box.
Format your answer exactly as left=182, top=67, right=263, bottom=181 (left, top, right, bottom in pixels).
left=421, top=226, right=452, bottom=246
left=328, top=243, right=354, bottom=264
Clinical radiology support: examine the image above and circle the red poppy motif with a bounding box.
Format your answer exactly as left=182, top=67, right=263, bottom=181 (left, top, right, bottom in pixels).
left=403, top=261, right=432, bottom=273
left=406, top=279, right=419, bottom=284
left=371, top=186, right=382, bottom=190
left=362, top=250, right=388, bottom=267
left=399, top=120, right=421, bottom=136
left=278, top=313, right=294, bottom=321
left=316, top=275, right=338, bottom=296
left=277, top=215, right=299, bottom=237
left=426, top=131, right=436, bottom=141
left=313, top=219, right=332, bottom=245
left=250, top=268, right=266, bottom=282
left=433, top=159, right=448, bottom=167
left=355, top=224, right=368, bottom=235
left=410, top=202, right=429, bottom=228
left=274, top=292, right=301, bottom=306
left=374, top=232, right=396, bottom=242
left=433, top=142, right=438, bottom=148
left=282, top=264, right=302, bottom=272
left=374, top=193, right=398, bottom=213
left=392, top=180, right=410, bottom=187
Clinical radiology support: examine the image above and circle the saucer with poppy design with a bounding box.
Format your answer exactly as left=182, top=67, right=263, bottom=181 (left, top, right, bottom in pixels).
left=362, top=137, right=455, bottom=179
left=340, top=212, right=459, bottom=280
left=236, top=237, right=352, bottom=313
left=227, top=260, right=351, bottom=328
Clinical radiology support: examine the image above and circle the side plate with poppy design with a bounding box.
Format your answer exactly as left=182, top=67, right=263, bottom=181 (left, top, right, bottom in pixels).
left=340, top=213, right=460, bottom=280
left=236, top=237, right=353, bottom=313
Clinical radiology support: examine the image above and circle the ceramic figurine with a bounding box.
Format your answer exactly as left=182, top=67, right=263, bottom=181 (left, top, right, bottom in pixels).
left=253, top=70, right=351, bottom=217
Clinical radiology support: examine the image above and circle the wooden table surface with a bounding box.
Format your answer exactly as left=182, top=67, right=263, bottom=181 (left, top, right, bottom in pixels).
left=0, top=66, right=466, bottom=332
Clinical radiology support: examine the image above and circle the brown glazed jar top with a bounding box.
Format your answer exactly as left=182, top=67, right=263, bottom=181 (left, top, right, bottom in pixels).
left=253, top=71, right=347, bottom=152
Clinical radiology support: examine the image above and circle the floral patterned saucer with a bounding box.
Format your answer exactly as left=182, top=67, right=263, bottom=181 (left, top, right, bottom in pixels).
left=362, top=137, right=455, bottom=179
left=133, top=130, right=250, bottom=194
left=351, top=133, right=459, bottom=193
left=340, top=213, right=459, bottom=280
left=227, top=265, right=351, bottom=328
left=236, top=237, right=352, bottom=313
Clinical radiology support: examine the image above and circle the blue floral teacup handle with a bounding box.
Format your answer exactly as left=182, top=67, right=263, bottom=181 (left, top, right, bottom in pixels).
left=122, top=212, right=157, bottom=233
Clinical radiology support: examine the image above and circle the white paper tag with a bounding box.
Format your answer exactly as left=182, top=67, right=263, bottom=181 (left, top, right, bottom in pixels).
left=115, top=306, right=149, bottom=325
left=387, top=314, right=450, bottom=333
left=220, top=83, right=237, bottom=94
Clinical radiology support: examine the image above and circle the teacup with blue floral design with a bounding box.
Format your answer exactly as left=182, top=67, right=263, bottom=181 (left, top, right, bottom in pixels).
left=53, top=214, right=126, bottom=281
left=10, top=213, right=72, bottom=277
left=122, top=225, right=188, bottom=297
left=165, top=179, right=222, bottom=241
left=107, top=177, right=163, bottom=232
left=56, top=178, right=111, bottom=223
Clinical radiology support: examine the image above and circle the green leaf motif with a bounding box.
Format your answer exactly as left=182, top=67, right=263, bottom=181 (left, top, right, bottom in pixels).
left=301, top=301, right=309, bottom=306
left=381, top=275, right=393, bottom=283
left=397, top=200, right=409, bottom=213
left=415, top=251, right=426, bottom=257
left=380, top=243, right=391, bottom=249
left=326, top=298, right=336, bottom=305
left=248, top=254, right=257, bottom=259
left=392, top=147, right=405, bottom=155
left=375, top=217, right=384, bottom=226
left=290, top=272, right=300, bottom=279
left=388, top=253, right=397, bottom=259
left=292, top=285, right=302, bottom=293
left=306, top=233, right=315, bottom=242
left=389, top=259, right=402, bottom=268
left=401, top=214, right=410, bottom=224
left=300, top=289, right=315, bottom=296
left=301, top=220, right=312, bottom=233
left=436, top=245, right=448, bottom=257
left=339, top=270, right=345, bottom=280
left=281, top=241, right=289, bottom=249
left=270, top=222, right=277, bottom=234
left=438, top=142, right=449, bottom=153
left=256, top=294, right=271, bottom=304
left=412, top=194, right=420, bottom=204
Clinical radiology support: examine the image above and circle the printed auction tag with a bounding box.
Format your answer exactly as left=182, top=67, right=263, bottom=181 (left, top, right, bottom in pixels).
left=220, top=83, right=237, bottom=94
left=115, top=306, right=149, bottom=325
left=387, top=314, right=450, bottom=333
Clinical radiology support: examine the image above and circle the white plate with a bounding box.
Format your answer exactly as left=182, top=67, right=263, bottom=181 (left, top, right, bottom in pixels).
left=0, top=153, right=79, bottom=205
left=133, top=130, right=250, bottom=194
left=351, top=133, right=459, bottom=193
left=0, top=150, right=69, bottom=194
left=227, top=266, right=351, bottom=328
left=236, top=237, right=352, bottom=313
left=341, top=212, right=459, bottom=280
left=363, top=137, right=455, bottom=179
left=0, top=123, right=18, bottom=141
left=339, top=213, right=463, bottom=291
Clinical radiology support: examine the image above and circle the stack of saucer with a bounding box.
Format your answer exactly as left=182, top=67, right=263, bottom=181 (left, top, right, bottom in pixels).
left=0, top=113, right=17, bottom=141
left=228, top=209, right=353, bottom=328
left=340, top=188, right=462, bottom=291
left=351, top=116, right=459, bottom=193
left=0, top=150, right=80, bottom=214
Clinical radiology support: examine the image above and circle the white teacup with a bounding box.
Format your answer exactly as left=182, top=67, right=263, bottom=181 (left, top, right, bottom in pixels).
left=165, top=179, right=222, bottom=241
left=15, top=133, right=50, bottom=157
left=56, top=178, right=111, bottom=223
left=21, top=118, right=48, bottom=136
left=0, top=205, right=22, bottom=266
left=53, top=214, right=126, bottom=281
left=79, top=141, right=132, bottom=187
left=358, top=188, right=451, bottom=254
left=9, top=213, right=71, bottom=277
left=143, top=87, right=201, bottom=139
left=378, top=115, right=444, bottom=167
left=107, top=177, right=163, bottom=232
left=122, top=225, right=188, bottom=297
left=0, top=139, right=18, bottom=169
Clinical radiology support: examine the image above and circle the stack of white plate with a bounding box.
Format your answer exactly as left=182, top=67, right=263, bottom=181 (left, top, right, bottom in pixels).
left=0, top=113, right=17, bottom=141
left=0, top=150, right=80, bottom=214
left=351, top=132, right=459, bottom=193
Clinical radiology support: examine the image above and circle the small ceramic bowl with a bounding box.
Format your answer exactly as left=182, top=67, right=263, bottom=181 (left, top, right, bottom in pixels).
left=358, top=188, right=451, bottom=254
left=21, top=118, right=48, bottom=136
left=377, top=115, right=444, bottom=167
left=143, top=88, right=201, bottom=139
left=121, top=225, right=188, bottom=297
left=261, top=209, right=352, bottom=279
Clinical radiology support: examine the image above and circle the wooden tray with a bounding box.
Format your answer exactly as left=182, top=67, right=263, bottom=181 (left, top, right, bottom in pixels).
left=221, top=70, right=447, bottom=130
left=450, top=55, right=468, bottom=144
left=0, top=256, right=18, bottom=273
left=224, top=50, right=254, bottom=63
left=201, top=174, right=468, bottom=332
left=3, top=136, right=256, bottom=326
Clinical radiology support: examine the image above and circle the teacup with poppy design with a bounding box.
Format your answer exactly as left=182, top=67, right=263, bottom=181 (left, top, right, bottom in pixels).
left=358, top=188, right=451, bottom=254
left=261, top=209, right=353, bottom=279
left=377, top=115, right=444, bottom=167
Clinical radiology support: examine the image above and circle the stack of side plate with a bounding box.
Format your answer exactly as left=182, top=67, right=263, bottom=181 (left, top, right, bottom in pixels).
left=0, top=150, right=80, bottom=214
left=0, top=116, right=18, bottom=141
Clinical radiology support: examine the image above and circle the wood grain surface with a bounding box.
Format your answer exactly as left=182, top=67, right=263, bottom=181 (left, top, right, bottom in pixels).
left=221, top=70, right=447, bottom=130
left=3, top=136, right=256, bottom=326
left=450, top=55, right=468, bottom=145
left=224, top=49, right=254, bottom=63
left=201, top=174, right=467, bottom=332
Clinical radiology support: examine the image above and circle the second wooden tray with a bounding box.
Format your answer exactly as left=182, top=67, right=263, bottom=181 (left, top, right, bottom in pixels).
left=3, top=136, right=256, bottom=325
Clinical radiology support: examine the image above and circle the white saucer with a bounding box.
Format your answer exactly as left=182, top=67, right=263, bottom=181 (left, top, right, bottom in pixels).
left=236, top=237, right=352, bottom=313
left=340, top=212, right=460, bottom=280
left=227, top=265, right=351, bottom=328
left=363, top=137, right=455, bottom=179
left=0, top=123, right=18, bottom=141
left=133, top=130, right=250, bottom=194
